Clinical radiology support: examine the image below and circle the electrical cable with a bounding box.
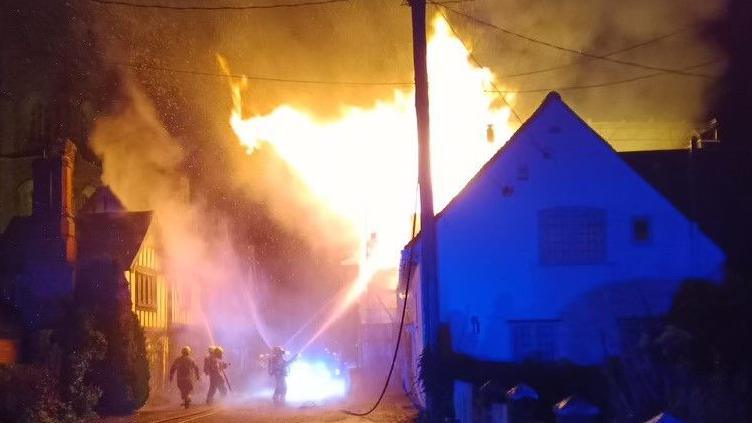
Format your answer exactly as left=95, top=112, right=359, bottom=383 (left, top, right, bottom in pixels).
left=433, top=7, right=523, bottom=124
left=88, top=0, right=349, bottom=11
left=487, top=58, right=722, bottom=94
left=501, top=26, right=694, bottom=79
left=341, top=185, right=419, bottom=417
left=108, top=60, right=415, bottom=86
left=434, top=2, right=714, bottom=79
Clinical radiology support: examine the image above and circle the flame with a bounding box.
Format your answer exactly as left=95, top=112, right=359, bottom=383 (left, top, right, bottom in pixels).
left=223, top=15, right=516, bottom=348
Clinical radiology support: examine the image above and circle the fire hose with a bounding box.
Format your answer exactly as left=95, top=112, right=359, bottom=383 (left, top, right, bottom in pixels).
left=341, top=190, right=418, bottom=417
left=221, top=366, right=232, bottom=392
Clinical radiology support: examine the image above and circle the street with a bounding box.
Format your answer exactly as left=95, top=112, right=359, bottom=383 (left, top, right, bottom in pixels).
left=98, top=395, right=418, bottom=423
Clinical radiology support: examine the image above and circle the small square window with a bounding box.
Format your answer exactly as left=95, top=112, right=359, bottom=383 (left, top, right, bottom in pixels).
left=632, top=217, right=651, bottom=243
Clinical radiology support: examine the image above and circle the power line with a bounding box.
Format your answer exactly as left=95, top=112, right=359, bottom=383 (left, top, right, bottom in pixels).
left=88, top=0, right=348, bottom=11
left=109, top=60, right=415, bottom=86
left=488, top=59, right=722, bottom=94
left=435, top=2, right=713, bottom=80
left=433, top=7, right=523, bottom=124
left=502, top=26, right=693, bottom=79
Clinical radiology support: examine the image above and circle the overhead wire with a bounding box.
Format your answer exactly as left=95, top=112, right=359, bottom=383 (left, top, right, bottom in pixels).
left=434, top=2, right=713, bottom=79
left=80, top=0, right=721, bottom=414
left=88, top=0, right=349, bottom=11
left=433, top=6, right=523, bottom=124
left=488, top=58, right=723, bottom=94
left=108, top=60, right=415, bottom=86
left=73, top=2, right=718, bottom=95
left=501, top=26, right=694, bottom=79
left=101, top=12, right=718, bottom=112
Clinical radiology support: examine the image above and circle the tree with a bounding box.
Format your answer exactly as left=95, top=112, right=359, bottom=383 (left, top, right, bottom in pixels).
left=75, top=259, right=149, bottom=415
left=0, top=299, right=106, bottom=422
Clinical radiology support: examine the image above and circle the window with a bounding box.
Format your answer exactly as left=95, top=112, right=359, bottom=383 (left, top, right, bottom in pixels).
left=632, top=216, right=652, bottom=243
left=510, top=320, right=560, bottom=362
left=135, top=271, right=157, bottom=311
left=538, top=207, right=607, bottom=265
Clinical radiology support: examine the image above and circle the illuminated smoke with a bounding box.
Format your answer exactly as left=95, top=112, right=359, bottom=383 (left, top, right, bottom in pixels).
left=82, top=0, right=727, bottom=403
left=226, top=15, right=517, bottom=349
left=90, top=81, right=276, bottom=352
left=286, top=357, right=347, bottom=403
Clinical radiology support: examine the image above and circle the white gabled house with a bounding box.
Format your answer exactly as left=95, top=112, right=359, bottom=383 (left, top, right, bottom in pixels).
left=399, top=92, right=725, bottom=394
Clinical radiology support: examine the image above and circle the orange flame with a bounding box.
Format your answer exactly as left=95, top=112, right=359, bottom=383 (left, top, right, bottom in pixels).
left=223, top=15, right=517, bottom=348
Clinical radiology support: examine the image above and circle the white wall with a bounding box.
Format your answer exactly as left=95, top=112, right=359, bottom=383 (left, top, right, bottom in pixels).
left=407, top=95, right=725, bottom=365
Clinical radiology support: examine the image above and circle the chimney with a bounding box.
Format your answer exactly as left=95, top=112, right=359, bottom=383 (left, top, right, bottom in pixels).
left=31, top=138, right=77, bottom=263
left=21, top=138, right=78, bottom=328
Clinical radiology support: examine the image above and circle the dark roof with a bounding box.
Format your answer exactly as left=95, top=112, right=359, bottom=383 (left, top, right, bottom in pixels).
left=80, top=185, right=126, bottom=213
left=620, top=148, right=752, bottom=273
left=76, top=211, right=153, bottom=269
left=403, top=92, right=751, bottom=273
left=619, top=150, right=695, bottom=222
left=1, top=185, right=152, bottom=274
left=403, top=95, right=752, bottom=271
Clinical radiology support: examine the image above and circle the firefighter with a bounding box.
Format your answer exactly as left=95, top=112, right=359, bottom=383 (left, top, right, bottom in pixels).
left=169, top=346, right=200, bottom=409
left=205, top=346, right=229, bottom=405
left=203, top=346, right=214, bottom=377
left=269, top=346, right=290, bottom=406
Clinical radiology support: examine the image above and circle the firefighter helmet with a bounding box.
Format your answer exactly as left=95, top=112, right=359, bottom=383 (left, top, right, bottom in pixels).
left=214, top=346, right=224, bottom=358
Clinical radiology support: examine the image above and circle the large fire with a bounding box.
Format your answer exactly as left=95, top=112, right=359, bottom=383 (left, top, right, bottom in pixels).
left=224, top=15, right=516, bottom=349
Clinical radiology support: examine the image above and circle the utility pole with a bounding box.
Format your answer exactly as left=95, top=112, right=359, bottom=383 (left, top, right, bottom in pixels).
left=409, top=0, right=442, bottom=420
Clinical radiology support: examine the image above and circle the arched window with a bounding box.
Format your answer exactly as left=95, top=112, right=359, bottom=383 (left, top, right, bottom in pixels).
left=16, top=179, right=33, bottom=217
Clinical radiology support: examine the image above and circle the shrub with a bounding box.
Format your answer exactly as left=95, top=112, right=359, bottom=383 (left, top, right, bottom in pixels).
left=608, top=275, right=752, bottom=422
left=17, top=306, right=107, bottom=422
left=0, top=364, right=64, bottom=423
left=57, top=310, right=107, bottom=419
left=418, top=349, right=454, bottom=422
left=76, top=258, right=150, bottom=415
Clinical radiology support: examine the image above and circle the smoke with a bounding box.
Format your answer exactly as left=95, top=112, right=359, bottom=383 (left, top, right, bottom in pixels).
left=85, top=0, right=729, bottom=338
left=78, top=0, right=731, bottom=401
left=87, top=75, right=368, bottom=406
left=88, top=76, right=360, bottom=395
left=89, top=79, right=278, bottom=356
left=84, top=0, right=727, bottom=132
left=462, top=0, right=726, bottom=124
left=90, top=83, right=185, bottom=211
left=81, top=0, right=731, bottom=248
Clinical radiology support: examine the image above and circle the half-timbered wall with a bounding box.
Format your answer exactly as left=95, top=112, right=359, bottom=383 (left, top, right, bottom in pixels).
left=125, top=245, right=169, bottom=330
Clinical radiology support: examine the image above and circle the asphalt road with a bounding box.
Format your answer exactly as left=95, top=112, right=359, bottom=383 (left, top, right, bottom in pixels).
left=98, top=395, right=417, bottom=423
